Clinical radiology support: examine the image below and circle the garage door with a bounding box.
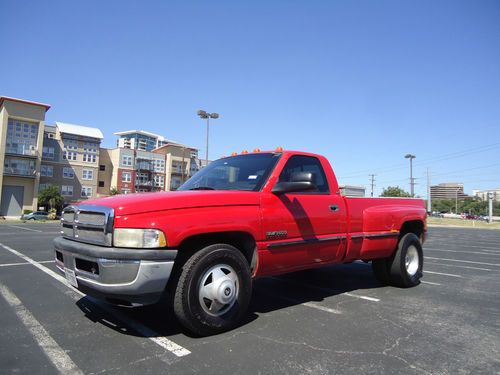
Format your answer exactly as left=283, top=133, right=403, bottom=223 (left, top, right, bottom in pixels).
left=0, top=186, right=24, bottom=217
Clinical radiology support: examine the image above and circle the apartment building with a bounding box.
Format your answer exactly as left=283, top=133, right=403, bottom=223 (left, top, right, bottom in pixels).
left=114, top=130, right=171, bottom=151
left=0, top=97, right=50, bottom=217
left=98, top=135, right=200, bottom=195
left=153, top=143, right=199, bottom=190
left=39, top=122, right=103, bottom=204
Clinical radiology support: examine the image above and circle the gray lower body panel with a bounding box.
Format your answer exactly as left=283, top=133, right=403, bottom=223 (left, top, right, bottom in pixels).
left=54, top=237, right=177, bottom=306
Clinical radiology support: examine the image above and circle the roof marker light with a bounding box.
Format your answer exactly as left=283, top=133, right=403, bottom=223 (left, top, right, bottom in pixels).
left=231, top=152, right=238, bottom=156
left=241, top=150, right=249, bottom=154
left=253, top=148, right=261, bottom=153
left=275, top=146, right=284, bottom=151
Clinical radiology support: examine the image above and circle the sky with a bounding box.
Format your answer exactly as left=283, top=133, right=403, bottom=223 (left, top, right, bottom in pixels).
left=1, top=0, right=499, bottom=197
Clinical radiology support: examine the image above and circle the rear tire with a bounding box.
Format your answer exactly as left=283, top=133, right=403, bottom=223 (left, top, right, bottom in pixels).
left=173, top=244, right=252, bottom=336
left=388, top=233, right=423, bottom=287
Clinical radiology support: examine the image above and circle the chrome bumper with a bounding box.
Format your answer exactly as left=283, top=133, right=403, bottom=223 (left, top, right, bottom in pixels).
left=54, top=237, right=177, bottom=306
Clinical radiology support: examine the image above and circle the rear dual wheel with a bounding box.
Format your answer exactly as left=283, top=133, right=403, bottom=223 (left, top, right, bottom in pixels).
left=173, top=244, right=252, bottom=336
left=372, top=233, right=423, bottom=288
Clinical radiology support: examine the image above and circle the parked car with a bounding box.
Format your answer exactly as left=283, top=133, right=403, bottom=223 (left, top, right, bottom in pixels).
left=21, top=211, right=49, bottom=220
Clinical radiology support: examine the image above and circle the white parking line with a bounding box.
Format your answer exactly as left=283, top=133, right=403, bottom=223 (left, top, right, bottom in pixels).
left=426, top=256, right=500, bottom=267
left=424, top=270, right=462, bottom=278
left=421, top=280, right=441, bottom=286
left=425, top=248, right=500, bottom=257
left=426, top=262, right=492, bottom=272
left=0, top=242, right=191, bottom=358
left=0, top=260, right=54, bottom=267
left=7, top=225, right=43, bottom=233
left=0, top=283, right=84, bottom=374
left=270, top=277, right=380, bottom=302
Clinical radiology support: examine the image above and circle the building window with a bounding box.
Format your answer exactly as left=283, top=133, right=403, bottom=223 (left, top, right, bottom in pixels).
left=81, top=186, right=93, bottom=197
left=83, top=142, right=98, bottom=153
left=42, top=147, right=55, bottom=159
left=39, top=183, right=52, bottom=192
left=121, top=188, right=131, bottom=194
left=154, top=159, right=165, bottom=172
left=99, top=165, right=106, bottom=171
left=83, top=153, right=97, bottom=163
left=154, top=175, right=165, bottom=187
left=40, top=165, right=54, bottom=177
left=122, top=155, right=133, bottom=166
left=82, top=169, right=93, bottom=180
left=98, top=181, right=105, bottom=188
left=122, top=172, right=132, bottom=182
left=63, top=151, right=77, bottom=161
left=5, top=119, right=38, bottom=156
left=61, top=185, right=74, bottom=196
left=63, top=139, right=78, bottom=150
left=63, top=167, right=75, bottom=179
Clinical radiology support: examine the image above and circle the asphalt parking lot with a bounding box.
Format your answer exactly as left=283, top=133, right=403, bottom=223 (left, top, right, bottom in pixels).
left=0, top=223, right=498, bottom=374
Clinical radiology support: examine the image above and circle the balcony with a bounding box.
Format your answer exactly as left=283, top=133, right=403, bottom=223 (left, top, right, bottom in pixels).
left=136, top=162, right=154, bottom=172
left=135, top=180, right=153, bottom=187
left=3, top=167, right=36, bottom=178
left=5, top=145, right=38, bottom=158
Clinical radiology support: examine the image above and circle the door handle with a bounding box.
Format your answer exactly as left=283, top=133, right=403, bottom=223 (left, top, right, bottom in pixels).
left=329, top=204, right=340, bottom=212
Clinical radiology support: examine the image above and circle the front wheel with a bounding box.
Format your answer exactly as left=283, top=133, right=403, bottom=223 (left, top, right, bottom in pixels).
left=388, top=233, right=423, bottom=287
left=173, top=244, right=252, bottom=336
left=371, top=233, right=423, bottom=288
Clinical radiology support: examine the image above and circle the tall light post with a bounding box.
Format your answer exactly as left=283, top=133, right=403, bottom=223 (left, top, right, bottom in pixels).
left=405, top=154, right=416, bottom=197
left=197, top=110, right=219, bottom=165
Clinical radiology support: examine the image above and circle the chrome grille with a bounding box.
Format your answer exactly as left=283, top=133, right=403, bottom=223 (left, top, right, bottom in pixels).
left=61, top=205, right=114, bottom=246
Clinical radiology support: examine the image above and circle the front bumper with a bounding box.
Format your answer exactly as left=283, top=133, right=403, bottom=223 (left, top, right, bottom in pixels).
left=54, top=236, right=177, bottom=306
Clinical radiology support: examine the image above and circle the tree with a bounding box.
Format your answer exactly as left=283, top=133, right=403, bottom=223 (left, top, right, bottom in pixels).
left=38, top=186, right=63, bottom=210
left=380, top=186, right=411, bottom=198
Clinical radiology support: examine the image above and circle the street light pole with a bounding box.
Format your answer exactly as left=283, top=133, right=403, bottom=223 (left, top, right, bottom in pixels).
left=405, top=154, right=416, bottom=197
left=197, top=110, right=219, bottom=165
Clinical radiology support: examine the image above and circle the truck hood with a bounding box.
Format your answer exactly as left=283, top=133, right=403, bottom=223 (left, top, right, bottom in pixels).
left=78, top=191, right=261, bottom=216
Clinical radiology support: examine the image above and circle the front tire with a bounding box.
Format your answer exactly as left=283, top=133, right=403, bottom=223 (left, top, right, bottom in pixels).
left=388, top=233, right=423, bottom=287
left=173, top=244, right=252, bottom=336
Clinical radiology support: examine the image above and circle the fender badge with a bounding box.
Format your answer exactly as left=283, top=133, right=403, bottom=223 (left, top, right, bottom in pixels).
left=266, top=230, right=288, bottom=239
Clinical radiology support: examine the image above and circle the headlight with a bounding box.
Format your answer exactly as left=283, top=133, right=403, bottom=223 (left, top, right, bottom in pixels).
left=113, top=228, right=167, bottom=248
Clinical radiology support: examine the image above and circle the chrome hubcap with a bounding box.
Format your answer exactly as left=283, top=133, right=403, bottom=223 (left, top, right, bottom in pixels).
left=199, top=264, right=238, bottom=317
left=405, top=245, right=419, bottom=276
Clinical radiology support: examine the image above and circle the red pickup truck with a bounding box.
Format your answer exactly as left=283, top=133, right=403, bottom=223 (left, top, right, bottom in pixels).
left=54, top=150, right=426, bottom=335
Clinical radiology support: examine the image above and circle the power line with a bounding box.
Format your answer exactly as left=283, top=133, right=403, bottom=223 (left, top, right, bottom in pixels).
left=338, top=143, right=500, bottom=179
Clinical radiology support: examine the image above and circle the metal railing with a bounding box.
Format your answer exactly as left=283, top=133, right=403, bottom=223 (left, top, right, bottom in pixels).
left=5, top=146, right=38, bottom=157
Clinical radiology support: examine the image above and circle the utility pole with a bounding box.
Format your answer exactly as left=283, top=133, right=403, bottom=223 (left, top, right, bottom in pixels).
left=369, top=174, right=376, bottom=197
left=488, top=192, right=494, bottom=224
left=405, top=154, right=416, bottom=197
left=427, top=168, right=431, bottom=212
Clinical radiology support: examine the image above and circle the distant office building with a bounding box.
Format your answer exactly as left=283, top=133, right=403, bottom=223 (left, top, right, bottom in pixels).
left=114, top=130, right=173, bottom=152
left=430, top=183, right=469, bottom=200
left=472, top=189, right=500, bottom=202
left=0, top=97, right=51, bottom=217
left=339, top=185, right=366, bottom=197
left=153, top=142, right=200, bottom=190
left=39, top=122, right=104, bottom=204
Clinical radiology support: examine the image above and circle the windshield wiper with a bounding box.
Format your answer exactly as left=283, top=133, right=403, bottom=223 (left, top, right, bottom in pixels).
left=189, top=186, right=216, bottom=190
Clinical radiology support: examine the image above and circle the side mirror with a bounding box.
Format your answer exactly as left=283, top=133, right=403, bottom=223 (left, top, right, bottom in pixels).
left=272, top=172, right=317, bottom=194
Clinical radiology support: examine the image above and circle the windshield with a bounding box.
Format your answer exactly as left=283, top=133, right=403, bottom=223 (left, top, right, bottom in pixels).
left=179, top=153, right=281, bottom=192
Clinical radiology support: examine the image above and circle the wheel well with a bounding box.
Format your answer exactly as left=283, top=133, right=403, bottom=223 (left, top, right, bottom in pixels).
left=399, top=220, right=424, bottom=242
left=177, top=231, right=257, bottom=270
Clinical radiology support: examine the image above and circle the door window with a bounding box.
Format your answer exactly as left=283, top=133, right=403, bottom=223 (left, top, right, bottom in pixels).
left=278, top=155, right=329, bottom=193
